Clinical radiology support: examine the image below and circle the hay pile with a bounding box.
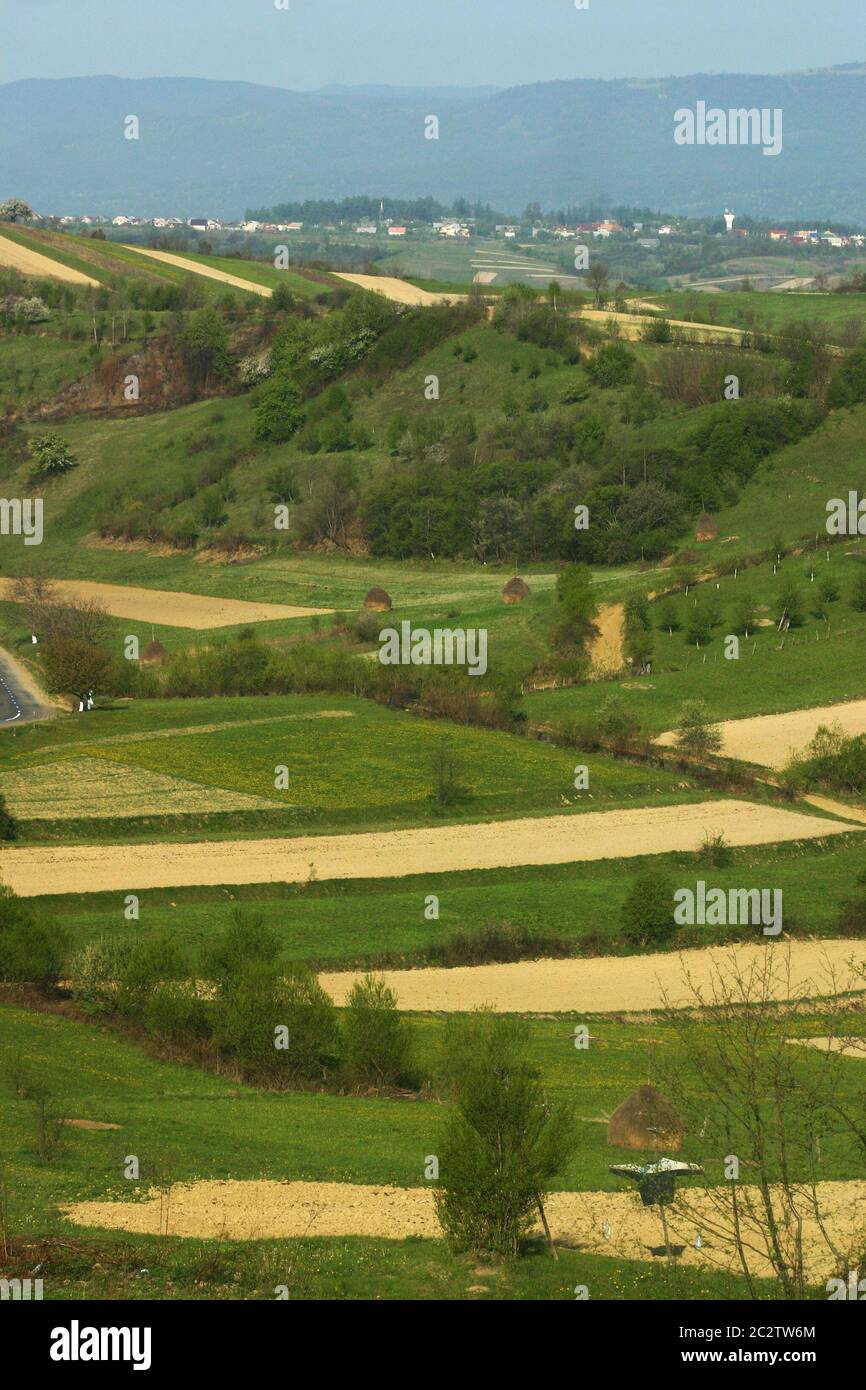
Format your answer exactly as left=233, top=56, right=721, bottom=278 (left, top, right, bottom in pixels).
left=608, top=1085, right=683, bottom=1152
left=502, top=577, right=530, bottom=605
left=363, top=586, right=392, bottom=612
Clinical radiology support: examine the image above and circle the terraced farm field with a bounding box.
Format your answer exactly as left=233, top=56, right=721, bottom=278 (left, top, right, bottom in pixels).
left=0, top=231, right=100, bottom=285
left=5, top=176, right=866, bottom=1320
left=0, top=579, right=331, bottom=628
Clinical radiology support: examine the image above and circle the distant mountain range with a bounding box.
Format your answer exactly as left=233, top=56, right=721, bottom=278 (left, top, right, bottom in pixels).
left=1, top=69, right=865, bottom=221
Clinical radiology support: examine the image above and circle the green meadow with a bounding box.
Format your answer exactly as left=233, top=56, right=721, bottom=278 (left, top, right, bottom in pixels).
left=0, top=693, right=700, bottom=843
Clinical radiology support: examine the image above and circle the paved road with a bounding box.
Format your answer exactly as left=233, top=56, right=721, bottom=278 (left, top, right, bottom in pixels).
left=0, top=646, right=55, bottom=726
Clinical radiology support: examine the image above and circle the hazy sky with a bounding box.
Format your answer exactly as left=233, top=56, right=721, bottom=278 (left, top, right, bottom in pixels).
left=1, top=0, right=863, bottom=89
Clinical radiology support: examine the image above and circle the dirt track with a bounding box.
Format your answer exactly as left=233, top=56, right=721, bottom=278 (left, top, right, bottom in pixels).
left=61, top=1177, right=866, bottom=1279
left=121, top=245, right=273, bottom=296
left=321, top=938, right=866, bottom=1013
left=588, top=603, right=625, bottom=676
left=657, top=699, right=866, bottom=769
left=0, top=233, right=101, bottom=286
left=334, top=272, right=467, bottom=306
left=0, top=578, right=329, bottom=629
left=1, top=800, right=855, bottom=898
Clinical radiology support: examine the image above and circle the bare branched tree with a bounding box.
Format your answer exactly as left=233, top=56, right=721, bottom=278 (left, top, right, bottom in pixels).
left=658, top=945, right=866, bottom=1298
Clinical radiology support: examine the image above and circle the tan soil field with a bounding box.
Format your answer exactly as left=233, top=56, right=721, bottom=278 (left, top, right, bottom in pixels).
left=579, top=308, right=745, bottom=343
left=321, top=938, right=866, bottom=1013
left=0, top=233, right=101, bottom=286
left=121, top=245, right=273, bottom=296
left=333, top=272, right=467, bottom=306
left=657, top=699, right=866, bottom=769
left=4, top=756, right=277, bottom=820
left=588, top=603, right=625, bottom=676
left=0, top=799, right=854, bottom=898
left=61, top=1177, right=866, bottom=1279
left=0, top=578, right=330, bottom=629
left=801, top=795, right=866, bottom=825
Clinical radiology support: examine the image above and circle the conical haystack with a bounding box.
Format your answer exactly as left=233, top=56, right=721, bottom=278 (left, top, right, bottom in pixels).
left=607, top=1084, right=683, bottom=1152
left=363, top=586, right=392, bottom=613
left=502, top=576, right=530, bottom=605
left=696, top=512, right=718, bottom=542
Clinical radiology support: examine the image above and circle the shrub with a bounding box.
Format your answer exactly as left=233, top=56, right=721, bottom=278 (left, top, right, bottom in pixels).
left=642, top=317, right=673, bottom=343
left=239, top=351, right=272, bottom=386
left=203, top=910, right=283, bottom=982
left=597, top=692, right=639, bottom=748
left=33, top=1094, right=65, bottom=1162
left=14, top=296, right=51, bottom=323
left=342, top=975, right=413, bottom=1089
left=69, top=936, right=135, bottom=1014
left=429, top=744, right=470, bottom=811
left=553, top=563, right=598, bottom=655
left=351, top=610, right=381, bottom=642
left=120, top=933, right=192, bottom=1016
left=423, top=923, right=572, bottom=967
left=434, top=1013, right=576, bottom=1257
left=0, top=792, right=18, bottom=841
left=788, top=724, right=866, bottom=794
left=585, top=342, right=635, bottom=387
left=676, top=699, right=722, bottom=758
left=0, top=887, right=64, bottom=988
left=28, top=431, right=77, bottom=477
left=700, top=830, right=733, bottom=868
left=212, top=962, right=339, bottom=1083
left=254, top=371, right=305, bottom=443
left=621, top=869, right=677, bottom=947
left=143, top=982, right=209, bottom=1041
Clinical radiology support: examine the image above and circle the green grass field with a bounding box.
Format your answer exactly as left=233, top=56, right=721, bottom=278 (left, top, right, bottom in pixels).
left=0, top=693, right=701, bottom=843
left=653, top=288, right=866, bottom=344
left=170, top=250, right=336, bottom=299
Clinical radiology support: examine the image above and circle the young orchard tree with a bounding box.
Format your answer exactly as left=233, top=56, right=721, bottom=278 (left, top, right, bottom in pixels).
left=434, top=1012, right=577, bottom=1257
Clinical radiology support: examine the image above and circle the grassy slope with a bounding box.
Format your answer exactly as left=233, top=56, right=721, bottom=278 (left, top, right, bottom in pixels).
left=0, top=335, right=100, bottom=414
left=0, top=1000, right=857, bottom=1301
left=176, top=250, right=336, bottom=299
